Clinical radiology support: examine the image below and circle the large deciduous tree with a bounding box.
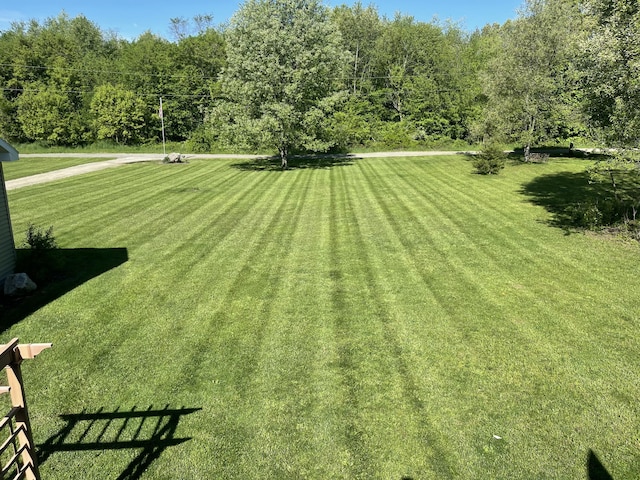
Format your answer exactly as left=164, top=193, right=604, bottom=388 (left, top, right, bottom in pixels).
left=3, top=13, right=106, bottom=145
left=581, top=0, right=640, bottom=147
left=90, top=84, right=146, bottom=144
left=16, top=86, right=76, bottom=144
left=479, top=0, right=583, bottom=158
left=580, top=0, right=640, bottom=227
left=379, top=18, right=471, bottom=139
left=332, top=2, right=381, bottom=96
left=214, top=0, right=348, bottom=168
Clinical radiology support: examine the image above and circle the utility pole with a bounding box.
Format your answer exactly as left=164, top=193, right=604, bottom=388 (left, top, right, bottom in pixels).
left=159, top=97, right=166, bottom=156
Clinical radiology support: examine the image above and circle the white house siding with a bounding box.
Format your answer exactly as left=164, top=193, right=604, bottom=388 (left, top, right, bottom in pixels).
left=0, top=163, right=16, bottom=282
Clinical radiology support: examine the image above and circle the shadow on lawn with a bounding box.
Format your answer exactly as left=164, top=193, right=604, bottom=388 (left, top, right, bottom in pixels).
left=0, top=247, right=128, bottom=332
left=520, top=170, right=608, bottom=231
left=38, top=405, right=201, bottom=480
left=588, top=449, right=614, bottom=480
left=508, top=146, right=597, bottom=160
left=231, top=153, right=356, bottom=171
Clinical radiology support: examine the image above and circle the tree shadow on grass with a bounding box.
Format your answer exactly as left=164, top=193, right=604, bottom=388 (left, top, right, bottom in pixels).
left=231, top=153, right=357, bottom=171
left=460, top=148, right=604, bottom=168
left=38, top=405, right=201, bottom=480
left=520, top=169, right=612, bottom=231
left=0, top=248, right=128, bottom=332
left=506, top=148, right=609, bottom=164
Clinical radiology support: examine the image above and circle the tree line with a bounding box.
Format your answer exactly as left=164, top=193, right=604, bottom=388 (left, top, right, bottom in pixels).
left=0, top=0, right=638, bottom=154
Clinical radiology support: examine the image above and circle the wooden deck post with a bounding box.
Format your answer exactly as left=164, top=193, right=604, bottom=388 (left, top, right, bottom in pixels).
left=0, top=339, right=51, bottom=480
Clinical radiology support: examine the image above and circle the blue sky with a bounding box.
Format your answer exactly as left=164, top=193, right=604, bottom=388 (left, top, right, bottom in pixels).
left=0, top=1, right=523, bottom=39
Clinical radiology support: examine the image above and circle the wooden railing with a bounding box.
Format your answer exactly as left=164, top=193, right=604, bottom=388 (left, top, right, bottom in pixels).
left=0, top=339, right=51, bottom=480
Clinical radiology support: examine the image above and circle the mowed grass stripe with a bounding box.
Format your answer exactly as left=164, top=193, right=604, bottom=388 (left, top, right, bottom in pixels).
left=64, top=161, right=247, bottom=248
left=358, top=158, right=628, bottom=364
left=364, top=158, right=619, bottom=338
left=176, top=168, right=326, bottom=477
left=328, top=165, right=396, bottom=479
left=10, top=160, right=236, bottom=247
left=232, top=169, right=342, bottom=478
left=9, top=164, right=185, bottom=248
left=270, top=172, right=359, bottom=478
left=21, top=165, right=323, bottom=477
left=2, top=156, right=116, bottom=181
left=351, top=157, right=640, bottom=476
left=5, top=156, right=640, bottom=479
left=8, top=159, right=282, bottom=370
left=356, top=157, right=510, bottom=324
left=327, top=166, right=379, bottom=478
left=376, top=158, right=552, bottom=276
left=113, top=165, right=279, bottom=271
left=423, top=159, right=619, bottom=292
left=353, top=158, right=505, bottom=477
left=412, top=161, right=632, bottom=343
left=344, top=160, right=568, bottom=476
left=329, top=164, right=459, bottom=478
left=90, top=167, right=306, bottom=386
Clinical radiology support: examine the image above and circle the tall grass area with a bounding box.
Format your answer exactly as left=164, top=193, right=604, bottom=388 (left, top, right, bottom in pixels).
left=4, top=156, right=640, bottom=479
left=12, top=140, right=267, bottom=156
left=12, top=141, right=181, bottom=155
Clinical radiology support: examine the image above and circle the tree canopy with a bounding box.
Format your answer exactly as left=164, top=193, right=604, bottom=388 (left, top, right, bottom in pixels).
left=478, top=0, right=584, bottom=156
left=581, top=0, right=640, bottom=147
left=0, top=1, right=637, bottom=154
left=214, top=0, right=348, bottom=168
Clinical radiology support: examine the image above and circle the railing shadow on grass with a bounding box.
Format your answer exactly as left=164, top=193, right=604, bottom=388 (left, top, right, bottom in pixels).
left=0, top=247, right=128, bottom=332
left=588, top=449, right=614, bottom=480
left=38, top=405, right=201, bottom=480
left=231, top=153, right=357, bottom=171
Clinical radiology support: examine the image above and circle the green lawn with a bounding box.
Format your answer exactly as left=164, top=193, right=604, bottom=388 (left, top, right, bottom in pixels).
left=3, top=155, right=640, bottom=479
left=2, top=156, right=115, bottom=181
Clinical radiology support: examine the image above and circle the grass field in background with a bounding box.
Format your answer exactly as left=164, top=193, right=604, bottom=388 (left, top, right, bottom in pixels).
left=3, top=155, right=640, bottom=479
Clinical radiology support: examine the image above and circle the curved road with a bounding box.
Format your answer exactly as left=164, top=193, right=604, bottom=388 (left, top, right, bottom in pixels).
left=6, top=151, right=475, bottom=191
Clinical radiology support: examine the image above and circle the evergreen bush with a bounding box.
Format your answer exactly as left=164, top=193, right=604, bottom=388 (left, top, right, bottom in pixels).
left=473, top=143, right=506, bottom=175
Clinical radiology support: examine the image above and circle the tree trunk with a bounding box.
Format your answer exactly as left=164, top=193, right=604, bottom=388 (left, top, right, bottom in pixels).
left=280, top=147, right=288, bottom=170
left=353, top=44, right=359, bottom=95
left=609, top=170, right=618, bottom=200
left=524, top=115, right=536, bottom=162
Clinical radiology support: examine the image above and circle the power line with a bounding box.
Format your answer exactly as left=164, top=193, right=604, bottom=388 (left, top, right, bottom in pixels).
left=0, top=63, right=217, bottom=81
left=0, top=62, right=465, bottom=83
left=1, top=62, right=468, bottom=103
left=2, top=87, right=211, bottom=99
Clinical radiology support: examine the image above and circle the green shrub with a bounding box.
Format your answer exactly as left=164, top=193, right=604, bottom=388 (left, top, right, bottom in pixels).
left=23, top=224, right=58, bottom=250
left=17, top=224, right=61, bottom=284
left=374, top=121, right=418, bottom=150
left=569, top=197, right=635, bottom=232
left=570, top=202, right=604, bottom=229
left=185, top=125, right=216, bottom=153
left=473, top=144, right=507, bottom=175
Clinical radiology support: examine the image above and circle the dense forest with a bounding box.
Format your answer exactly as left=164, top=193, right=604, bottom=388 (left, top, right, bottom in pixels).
left=0, top=0, right=638, bottom=153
